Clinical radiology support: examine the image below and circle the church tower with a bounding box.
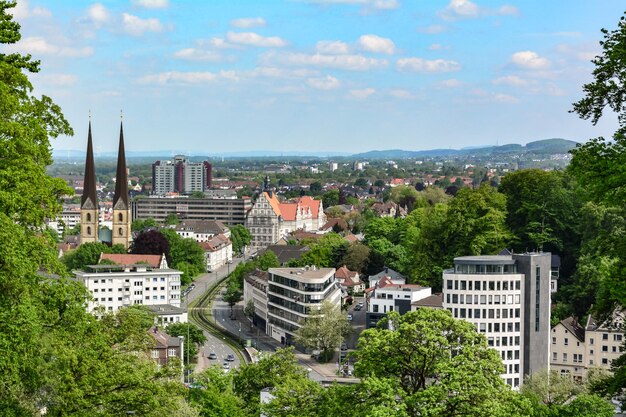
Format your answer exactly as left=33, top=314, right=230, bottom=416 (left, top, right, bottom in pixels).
left=80, top=121, right=99, bottom=245
left=112, top=120, right=132, bottom=249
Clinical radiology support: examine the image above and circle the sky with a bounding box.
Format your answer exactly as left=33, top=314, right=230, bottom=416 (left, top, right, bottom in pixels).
left=4, top=0, right=626, bottom=155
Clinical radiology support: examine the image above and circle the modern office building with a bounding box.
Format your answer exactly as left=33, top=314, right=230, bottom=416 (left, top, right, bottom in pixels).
left=243, top=267, right=342, bottom=345
left=74, top=253, right=182, bottom=315
left=442, top=252, right=552, bottom=388
left=132, top=195, right=252, bottom=225
left=152, top=155, right=212, bottom=195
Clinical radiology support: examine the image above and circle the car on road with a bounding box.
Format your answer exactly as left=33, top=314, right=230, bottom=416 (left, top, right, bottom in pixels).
left=357, top=301, right=364, bottom=308
left=341, top=343, right=348, bottom=351
left=222, top=361, right=230, bottom=370
left=347, top=314, right=353, bottom=321
left=208, top=352, right=217, bottom=360
left=354, top=305, right=362, bottom=311
left=226, top=354, right=235, bottom=362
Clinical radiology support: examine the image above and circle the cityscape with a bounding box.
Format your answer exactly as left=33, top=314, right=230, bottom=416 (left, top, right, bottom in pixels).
left=2, top=1, right=626, bottom=416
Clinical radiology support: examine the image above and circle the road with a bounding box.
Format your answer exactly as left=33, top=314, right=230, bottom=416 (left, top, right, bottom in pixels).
left=184, top=258, right=243, bottom=374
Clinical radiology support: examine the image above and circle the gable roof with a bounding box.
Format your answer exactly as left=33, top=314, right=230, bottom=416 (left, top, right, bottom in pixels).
left=199, top=234, right=231, bottom=251
left=175, top=220, right=228, bottom=235
left=264, top=191, right=282, bottom=217
left=265, top=244, right=309, bottom=264
left=149, top=327, right=181, bottom=349
left=100, top=253, right=163, bottom=268
left=412, top=293, right=443, bottom=308
left=278, top=202, right=298, bottom=221
left=558, top=316, right=585, bottom=342
left=299, top=196, right=321, bottom=218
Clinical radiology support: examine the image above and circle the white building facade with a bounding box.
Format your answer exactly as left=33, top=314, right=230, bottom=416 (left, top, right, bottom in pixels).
left=74, top=254, right=182, bottom=314
left=442, top=253, right=552, bottom=389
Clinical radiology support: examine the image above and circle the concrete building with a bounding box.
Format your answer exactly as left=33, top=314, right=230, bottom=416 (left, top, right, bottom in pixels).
left=74, top=253, right=182, bottom=314
left=146, top=304, right=188, bottom=325
left=243, top=270, right=269, bottom=334
left=550, top=316, right=586, bottom=381
left=442, top=252, right=552, bottom=388
left=152, top=155, right=212, bottom=195
left=365, top=276, right=433, bottom=328
left=243, top=267, right=342, bottom=345
left=132, top=195, right=252, bottom=226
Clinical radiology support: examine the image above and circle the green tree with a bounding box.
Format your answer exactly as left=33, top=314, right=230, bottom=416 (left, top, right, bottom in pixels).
left=295, top=300, right=351, bottom=362
left=256, top=250, right=280, bottom=270
left=341, top=243, right=370, bottom=274
left=164, top=213, right=179, bottom=226
left=230, top=224, right=252, bottom=255
left=190, top=191, right=205, bottom=198
left=322, top=189, right=340, bottom=208
left=520, top=369, right=583, bottom=407
left=309, top=181, right=322, bottom=195
left=223, top=280, right=242, bottom=314
left=299, top=233, right=348, bottom=268
left=161, top=228, right=205, bottom=284
left=61, top=241, right=127, bottom=271
left=232, top=347, right=307, bottom=416
left=0, top=4, right=190, bottom=413
left=132, top=217, right=157, bottom=232
left=189, top=367, right=245, bottom=417
left=166, top=322, right=207, bottom=363
left=353, top=309, right=528, bottom=417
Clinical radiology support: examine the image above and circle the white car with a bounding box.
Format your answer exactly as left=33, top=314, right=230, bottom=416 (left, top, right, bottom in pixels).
left=347, top=314, right=353, bottom=321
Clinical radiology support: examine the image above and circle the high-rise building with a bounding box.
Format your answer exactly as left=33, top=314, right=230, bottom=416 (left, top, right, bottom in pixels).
left=442, top=252, right=552, bottom=388
left=151, top=156, right=212, bottom=195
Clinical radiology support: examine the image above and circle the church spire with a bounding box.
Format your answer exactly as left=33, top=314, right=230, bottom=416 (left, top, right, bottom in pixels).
left=113, top=120, right=129, bottom=209
left=81, top=121, right=98, bottom=209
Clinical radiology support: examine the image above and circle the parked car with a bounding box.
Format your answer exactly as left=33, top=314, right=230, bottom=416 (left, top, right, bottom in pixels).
left=347, top=314, right=353, bottom=321
left=226, top=354, right=235, bottom=362
left=208, top=352, right=217, bottom=360
left=341, top=343, right=348, bottom=351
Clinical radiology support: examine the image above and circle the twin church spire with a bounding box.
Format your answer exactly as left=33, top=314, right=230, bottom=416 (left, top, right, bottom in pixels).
left=80, top=115, right=131, bottom=249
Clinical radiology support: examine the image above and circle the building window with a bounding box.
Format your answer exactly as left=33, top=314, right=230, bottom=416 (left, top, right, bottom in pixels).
left=602, top=358, right=608, bottom=365
left=118, top=227, right=123, bottom=236
left=602, top=346, right=608, bottom=352
left=552, top=352, right=557, bottom=361
left=615, top=334, right=623, bottom=342
left=168, top=348, right=177, bottom=357
left=564, top=338, right=568, bottom=346
left=86, top=213, right=91, bottom=222
left=552, top=337, right=556, bottom=344
left=152, top=350, right=159, bottom=358
left=87, top=226, right=91, bottom=235
left=118, top=213, right=123, bottom=222
left=590, top=338, right=594, bottom=345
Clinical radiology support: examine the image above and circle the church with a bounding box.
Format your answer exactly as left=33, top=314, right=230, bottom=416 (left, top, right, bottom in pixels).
left=80, top=120, right=132, bottom=249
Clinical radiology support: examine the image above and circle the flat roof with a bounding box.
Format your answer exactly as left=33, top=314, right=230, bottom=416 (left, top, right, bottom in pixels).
left=269, top=267, right=335, bottom=283
left=454, top=255, right=516, bottom=265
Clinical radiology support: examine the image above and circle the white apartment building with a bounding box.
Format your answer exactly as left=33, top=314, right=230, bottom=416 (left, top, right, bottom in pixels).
left=366, top=279, right=433, bottom=328
left=442, top=252, right=552, bottom=389
left=551, top=310, right=624, bottom=381
left=74, top=253, right=182, bottom=315
left=200, top=234, right=233, bottom=272
left=174, top=220, right=231, bottom=242
left=243, top=270, right=269, bottom=332
left=243, top=267, right=342, bottom=345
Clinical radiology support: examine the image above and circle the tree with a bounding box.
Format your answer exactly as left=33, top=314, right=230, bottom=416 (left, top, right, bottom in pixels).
left=354, top=178, right=369, bottom=188
left=61, top=241, right=126, bottom=271
left=309, top=181, right=322, bottom=195
left=520, top=369, right=583, bottom=407
left=232, top=347, right=307, bottom=416
left=0, top=5, right=190, bottom=413
left=131, top=229, right=170, bottom=257
left=132, top=217, right=157, bottom=232
left=161, top=228, right=206, bottom=284
left=322, top=189, right=340, bottom=208
left=230, top=224, right=252, bottom=255
left=256, top=250, right=280, bottom=270
left=299, top=233, right=348, bottom=268
left=295, top=300, right=351, bottom=362
left=189, top=367, right=246, bottom=417
left=190, top=191, right=205, bottom=198
left=223, top=280, right=242, bottom=314
left=164, top=213, right=179, bottom=226
left=166, top=322, right=207, bottom=363
left=341, top=243, right=370, bottom=274
left=353, top=309, right=530, bottom=417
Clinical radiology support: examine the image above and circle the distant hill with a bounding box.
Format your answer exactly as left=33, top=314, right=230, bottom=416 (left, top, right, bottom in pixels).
left=352, top=138, right=579, bottom=159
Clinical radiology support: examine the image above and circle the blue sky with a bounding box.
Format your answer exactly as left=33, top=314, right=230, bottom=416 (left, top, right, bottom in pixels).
left=5, top=0, right=625, bottom=155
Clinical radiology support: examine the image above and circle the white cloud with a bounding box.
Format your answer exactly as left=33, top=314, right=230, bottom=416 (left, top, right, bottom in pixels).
left=230, top=17, right=267, bottom=28
left=357, top=34, right=395, bottom=55
left=86, top=3, right=110, bottom=26
left=439, top=78, right=461, bottom=88
left=132, top=0, right=169, bottom=9
left=9, top=0, right=51, bottom=19
left=138, top=71, right=218, bottom=84
left=389, top=89, right=413, bottom=99
left=554, top=44, right=598, bottom=62
left=307, top=75, right=340, bottom=90
left=250, top=67, right=319, bottom=78
left=469, top=88, right=519, bottom=103
left=511, top=51, right=550, bottom=69
left=492, top=75, right=528, bottom=86
left=429, top=43, right=449, bottom=51
left=439, top=0, right=519, bottom=21
left=173, top=48, right=224, bottom=62
left=122, top=13, right=163, bottom=36
left=38, top=74, right=78, bottom=86
left=264, top=51, right=388, bottom=71
left=219, top=70, right=240, bottom=81
left=417, top=24, right=446, bottom=34
left=7, top=37, right=93, bottom=57
left=397, top=57, right=461, bottom=73
left=304, top=0, right=399, bottom=12
left=349, top=88, right=376, bottom=99
left=226, top=31, right=287, bottom=47
left=316, top=40, right=350, bottom=55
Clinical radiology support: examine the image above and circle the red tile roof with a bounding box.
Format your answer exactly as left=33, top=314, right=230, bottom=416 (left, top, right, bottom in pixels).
left=100, top=253, right=162, bottom=267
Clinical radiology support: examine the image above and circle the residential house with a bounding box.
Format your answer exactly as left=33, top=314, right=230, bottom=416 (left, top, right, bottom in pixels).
left=199, top=234, right=233, bottom=272
left=550, top=316, right=586, bottom=381
left=335, top=265, right=365, bottom=294
left=149, top=326, right=183, bottom=367
left=365, top=279, right=433, bottom=328
left=147, top=304, right=188, bottom=325
left=368, top=267, right=407, bottom=288
left=174, top=220, right=231, bottom=242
